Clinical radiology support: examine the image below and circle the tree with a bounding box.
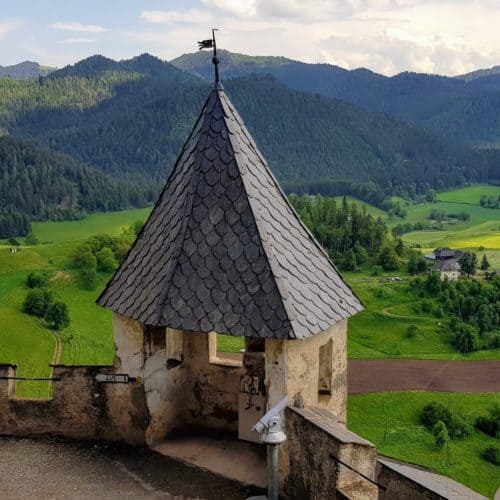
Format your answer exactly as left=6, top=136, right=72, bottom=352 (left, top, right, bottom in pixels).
left=23, top=288, right=53, bottom=317
left=45, top=301, right=70, bottom=330
left=433, top=420, right=451, bottom=465
left=26, top=271, right=49, bottom=288
left=25, top=231, right=39, bottom=245
left=416, top=257, right=429, bottom=274
left=377, top=245, right=400, bottom=271
left=395, top=238, right=404, bottom=257
left=480, top=254, right=490, bottom=271
left=452, top=323, right=479, bottom=354
left=96, top=247, right=118, bottom=273
left=342, top=249, right=357, bottom=271
left=353, top=244, right=368, bottom=265
left=459, top=251, right=477, bottom=278
left=80, top=255, right=98, bottom=290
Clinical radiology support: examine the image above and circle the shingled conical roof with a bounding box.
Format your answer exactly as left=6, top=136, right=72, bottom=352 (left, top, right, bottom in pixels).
left=97, top=86, right=362, bottom=339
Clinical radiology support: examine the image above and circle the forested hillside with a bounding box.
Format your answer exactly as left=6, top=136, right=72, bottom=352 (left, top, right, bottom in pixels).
left=1, top=54, right=496, bottom=192
left=0, top=135, right=155, bottom=237
left=173, top=50, right=500, bottom=146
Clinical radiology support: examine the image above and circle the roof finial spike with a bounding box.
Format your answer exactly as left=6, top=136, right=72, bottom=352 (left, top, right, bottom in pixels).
left=197, top=28, right=221, bottom=89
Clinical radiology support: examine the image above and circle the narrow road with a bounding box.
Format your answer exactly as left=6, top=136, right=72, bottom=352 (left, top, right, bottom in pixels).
left=348, top=359, right=500, bottom=394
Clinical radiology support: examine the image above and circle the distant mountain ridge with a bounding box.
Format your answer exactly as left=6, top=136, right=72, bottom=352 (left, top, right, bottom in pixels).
left=2, top=53, right=493, bottom=192
left=0, top=52, right=498, bottom=238
left=172, top=50, right=500, bottom=145
left=0, top=61, right=55, bottom=79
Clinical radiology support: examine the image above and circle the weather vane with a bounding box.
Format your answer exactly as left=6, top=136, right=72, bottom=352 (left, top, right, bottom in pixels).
left=198, top=28, right=220, bottom=86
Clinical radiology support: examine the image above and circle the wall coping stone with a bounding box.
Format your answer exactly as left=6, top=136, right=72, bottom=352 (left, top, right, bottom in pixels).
left=288, top=406, right=376, bottom=447
left=377, top=457, right=487, bottom=500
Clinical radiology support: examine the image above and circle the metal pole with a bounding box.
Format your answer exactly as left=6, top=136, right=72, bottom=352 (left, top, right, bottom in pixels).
left=267, top=444, right=279, bottom=500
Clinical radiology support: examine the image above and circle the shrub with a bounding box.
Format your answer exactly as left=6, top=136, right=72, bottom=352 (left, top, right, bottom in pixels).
left=475, top=404, right=500, bottom=438
left=26, top=271, right=49, bottom=288
left=370, top=265, right=383, bottom=276
left=447, top=413, right=473, bottom=439
left=406, top=324, right=419, bottom=338
left=8, top=237, right=20, bottom=246
left=23, top=288, right=53, bottom=317
left=432, top=420, right=449, bottom=448
left=96, top=247, right=118, bottom=273
left=377, top=245, right=400, bottom=271
left=422, top=402, right=450, bottom=428
left=482, top=447, right=500, bottom=465
left=421, top=402, right=472, bottom=439
left=25, top=231, right=38, bottom=245
left=45, top=301, right=70, bottom=330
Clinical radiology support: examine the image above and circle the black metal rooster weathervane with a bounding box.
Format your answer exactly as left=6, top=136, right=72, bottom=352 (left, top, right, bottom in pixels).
left=198, top=28, right=220, bottom=85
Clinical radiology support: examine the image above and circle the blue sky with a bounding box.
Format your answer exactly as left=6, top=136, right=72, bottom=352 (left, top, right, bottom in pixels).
left=1, top=0, right=499, bottom=75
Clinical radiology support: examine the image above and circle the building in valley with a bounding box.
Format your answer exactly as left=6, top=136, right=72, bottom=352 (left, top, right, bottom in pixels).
left=431, top=259, right=461, bottom=280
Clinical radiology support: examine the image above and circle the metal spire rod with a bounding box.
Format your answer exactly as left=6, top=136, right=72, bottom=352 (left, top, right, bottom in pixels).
left=197, top=29, right=221, bottom=87
left=212, top=28, right=220, bottom=86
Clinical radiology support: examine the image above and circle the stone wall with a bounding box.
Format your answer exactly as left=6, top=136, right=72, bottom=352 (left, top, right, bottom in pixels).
left=0, top=364, right=148, bottom=444
left=377, top=457, right=486, bottom=500
left=283, top=405, right=378, bottom=500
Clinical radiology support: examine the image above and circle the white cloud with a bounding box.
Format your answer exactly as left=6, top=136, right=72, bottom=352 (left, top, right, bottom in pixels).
left=51, top=22, right=106, bottom=33
left=0, top=21, right=17, bottom=40
left=62, top=37, right=96, bottom=44
left=140, top=9, right=212, bottom=24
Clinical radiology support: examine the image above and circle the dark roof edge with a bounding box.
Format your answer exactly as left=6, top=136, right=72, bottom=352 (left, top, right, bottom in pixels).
left=96, top=91, right=214, bottom=312
left=219, top=89, right=363, bottom=312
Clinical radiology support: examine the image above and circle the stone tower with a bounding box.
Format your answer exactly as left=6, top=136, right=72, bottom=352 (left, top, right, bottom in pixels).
left=97, top=76, right=362, bottom=445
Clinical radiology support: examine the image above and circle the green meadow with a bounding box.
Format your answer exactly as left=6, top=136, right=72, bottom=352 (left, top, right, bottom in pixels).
left=1, top=184, right=499, bottom=398
left=437, top=184, right=500, bottom=204
left=32, top=207, right=153, bottom=243
left=348, top=391, right=500, bottom=498
left=345, top=270, right=500, bottom=360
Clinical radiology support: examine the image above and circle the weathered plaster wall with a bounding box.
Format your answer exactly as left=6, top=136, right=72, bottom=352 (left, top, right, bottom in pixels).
left=112, top=313, right=144, bottom=376
left=181, top=331, right=243, bottom=434
left=265, top=320, right=347, bottom=419
left=111, top=317, right=243, bottom=442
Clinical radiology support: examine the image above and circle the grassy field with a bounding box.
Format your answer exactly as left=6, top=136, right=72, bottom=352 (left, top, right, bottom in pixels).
left=1, top=184, right=499, bottom=398
left=348, top=391, right=500, bottom=498
left=437, top=184, right=500, bottom=204
left=333, top=196, right=387, bottom=218
left=345, top=270, right=500, bottom=360
left=32, top=207, right=153, bottom=243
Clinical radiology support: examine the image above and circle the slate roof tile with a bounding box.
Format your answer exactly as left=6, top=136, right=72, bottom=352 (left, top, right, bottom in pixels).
left=97, top=87, right=362, bottom=338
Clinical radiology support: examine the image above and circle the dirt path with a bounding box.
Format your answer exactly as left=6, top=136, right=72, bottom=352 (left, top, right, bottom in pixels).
left=0, top=437, right=263, bottom=500
left=348, top=359, right=500, bottom=394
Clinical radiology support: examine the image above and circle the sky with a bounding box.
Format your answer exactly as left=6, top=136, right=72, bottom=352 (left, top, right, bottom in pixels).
left=1, top=0, right=500, bottom=76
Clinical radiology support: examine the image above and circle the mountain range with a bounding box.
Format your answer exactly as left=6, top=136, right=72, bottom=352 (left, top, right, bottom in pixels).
left=172, top=50, right=500, bottom=145
left=0, top=51, right=499, bottom=236
left=0, top=61, right=55, bottom=80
